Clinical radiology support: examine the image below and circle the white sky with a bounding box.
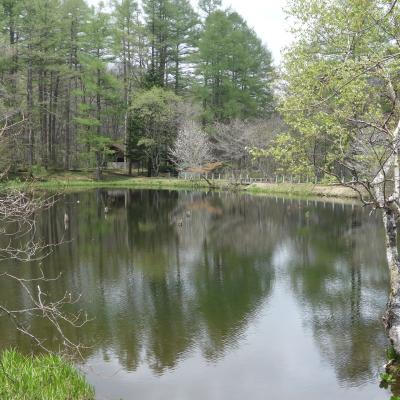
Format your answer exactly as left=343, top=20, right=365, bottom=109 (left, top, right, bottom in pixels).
left=87, top=0, right=293, bottom=64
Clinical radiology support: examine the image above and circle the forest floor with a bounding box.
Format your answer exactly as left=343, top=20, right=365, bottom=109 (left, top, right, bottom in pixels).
left=4, top=169, right=359, bottom=199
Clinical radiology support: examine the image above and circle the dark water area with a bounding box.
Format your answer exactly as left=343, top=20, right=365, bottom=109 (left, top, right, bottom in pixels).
left=0, top=189, right=392, bottom=399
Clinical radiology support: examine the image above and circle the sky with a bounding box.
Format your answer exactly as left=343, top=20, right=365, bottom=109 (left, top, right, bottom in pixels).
left=87, top=0, right=293, bottom=64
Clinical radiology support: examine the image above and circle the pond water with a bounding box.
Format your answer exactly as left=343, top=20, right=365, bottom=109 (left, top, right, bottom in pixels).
left=0, top=189, right=393, bottom=399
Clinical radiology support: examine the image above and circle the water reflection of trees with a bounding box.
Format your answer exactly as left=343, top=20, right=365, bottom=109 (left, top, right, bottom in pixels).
left=284, top=202, right=389, bottom=385
left=0, top=190, right=276, bottom=374
left=0, top=191, right=389, bottom=385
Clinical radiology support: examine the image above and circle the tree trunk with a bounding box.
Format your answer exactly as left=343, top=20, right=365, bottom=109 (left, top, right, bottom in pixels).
left=27, top=43, right=34, bottom=168
left=95, top=151, right=102, bottom=181
left=50, top=75, right=60, bottom=164
left=65, top=77, right=71, bottom=170
left=383, top=208, right=400, bottom=354
left=175, top=43, right=179, bottom=94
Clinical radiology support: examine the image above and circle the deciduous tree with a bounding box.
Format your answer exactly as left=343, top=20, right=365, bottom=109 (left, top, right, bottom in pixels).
left=128, top=87, right=181, bottom=176
left=280, top=0, right=400, bottom=354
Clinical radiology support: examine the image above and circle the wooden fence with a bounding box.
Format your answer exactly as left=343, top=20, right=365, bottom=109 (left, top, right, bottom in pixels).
left=177, top=172, right=324, bottom=184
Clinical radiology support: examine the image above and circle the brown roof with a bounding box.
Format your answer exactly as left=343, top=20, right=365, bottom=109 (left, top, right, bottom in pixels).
left=108, top=143, right=125, bottom=153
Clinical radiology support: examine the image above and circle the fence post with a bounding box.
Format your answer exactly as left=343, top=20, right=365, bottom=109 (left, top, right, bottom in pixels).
left=283, top=175, right=285, bottom=183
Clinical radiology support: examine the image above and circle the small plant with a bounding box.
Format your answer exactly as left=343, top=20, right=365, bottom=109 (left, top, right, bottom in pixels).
left=30, top=164, right=47, bottom=177
left=380, top=372, right=396, bottom=385
left=387, top=346, right=398, bottom=362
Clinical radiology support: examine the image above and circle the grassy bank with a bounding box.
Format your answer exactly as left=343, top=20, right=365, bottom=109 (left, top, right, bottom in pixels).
left=246, top=182, right=359, bottom=199
left=0, top=349, right=94, bottom=400
left=3, top=170, right=359, bottom=199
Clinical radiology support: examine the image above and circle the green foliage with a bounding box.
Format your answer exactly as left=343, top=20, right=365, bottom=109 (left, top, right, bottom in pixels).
left=278, top=0, right=400, bottom=180
left=0, top=349, right=94, bottom=400
left=196, top=10, right=274, bottom=122
left=30, top=164, right=47, bottom=176
left=168, top=0, right=199, bottom=93
left=380, top=372, right=396, bottom=385
left=0, top=0, right=275, bottom=172
left=248, top=131, right=313, bottom=176
left=198, top=0, right=221, bottom=16
left=128, top=87, right=181, bottom=175
left=387, top=346, right=398, bottom=362
left=142, top=0, right=199, bottom=91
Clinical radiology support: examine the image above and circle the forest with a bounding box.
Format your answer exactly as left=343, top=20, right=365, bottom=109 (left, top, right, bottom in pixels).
left=0, top=0, right=276, bottom=179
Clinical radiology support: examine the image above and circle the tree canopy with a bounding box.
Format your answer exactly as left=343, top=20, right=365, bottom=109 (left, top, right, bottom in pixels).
left=0, top=0, right=275, bottom=176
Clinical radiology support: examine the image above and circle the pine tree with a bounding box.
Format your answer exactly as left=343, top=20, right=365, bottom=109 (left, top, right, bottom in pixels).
left=196, top=10, right=274, bottom=122
left=142, top=0, right=172, bottom=88
left=112, top=0, right=146, bottom=171
left=167, top=0, right=199, bottom=94
left=198, top=0, right=221, bottom=18
left=75, top=4, right=121, bottom=180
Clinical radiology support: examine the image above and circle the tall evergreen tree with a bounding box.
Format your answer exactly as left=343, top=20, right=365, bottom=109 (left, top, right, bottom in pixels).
left=167, top=0, right=199, bottom=94
left=196, top=10, right=274, bottom=122
left=198, top=0, right=221, bottom=17
left=142, top=0, right=172, bottom=87
left=112, top=0, right=146, bottom=166
left=75, top=4, right=121, bottom=179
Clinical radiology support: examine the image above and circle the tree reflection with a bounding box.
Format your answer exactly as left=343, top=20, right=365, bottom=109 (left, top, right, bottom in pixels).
left=285, top=203, right=389, bottom=385
left=0, top=191, right=389, bottom=388
left=0, top=189, right=275, bottom=374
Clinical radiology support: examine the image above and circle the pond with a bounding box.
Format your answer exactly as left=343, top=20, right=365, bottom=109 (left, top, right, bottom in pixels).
left=0, top=189, right=392, bottom=399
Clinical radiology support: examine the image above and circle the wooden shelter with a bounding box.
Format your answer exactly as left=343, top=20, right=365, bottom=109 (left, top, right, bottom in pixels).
left=107, top=143, right=125, bottom=169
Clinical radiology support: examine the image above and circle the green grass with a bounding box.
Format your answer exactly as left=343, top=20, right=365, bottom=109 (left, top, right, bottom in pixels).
left=3, top=169, right=229, bottom=191
left=246, top=183, right=316, bottom=196
left=245, top=182, right=359, bottom=199
left=0, top=349, right=94, bottom=400
left=2, top=169, right=360, bottom=199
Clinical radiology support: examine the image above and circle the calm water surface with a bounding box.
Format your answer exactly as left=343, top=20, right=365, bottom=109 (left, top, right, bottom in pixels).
left=0, top=189, right=392, bottom=399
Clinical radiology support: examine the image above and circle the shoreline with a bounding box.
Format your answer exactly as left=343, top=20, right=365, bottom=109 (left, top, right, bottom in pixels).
left=2, top=171, right=360, bottom=200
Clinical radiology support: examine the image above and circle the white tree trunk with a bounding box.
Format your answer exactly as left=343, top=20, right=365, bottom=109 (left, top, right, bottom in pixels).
left=382, top=209, right=400, bottom=353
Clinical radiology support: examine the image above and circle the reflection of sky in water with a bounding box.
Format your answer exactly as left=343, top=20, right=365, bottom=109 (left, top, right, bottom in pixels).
left=85, top=283, right=384, bottom=400
left=0, top=190, right=391, bottom=400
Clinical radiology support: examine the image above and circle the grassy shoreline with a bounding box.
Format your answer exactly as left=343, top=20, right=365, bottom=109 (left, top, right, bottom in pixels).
left=2, top=170, right=359, bottom=199
left=0, top=349, right=94, bottom=399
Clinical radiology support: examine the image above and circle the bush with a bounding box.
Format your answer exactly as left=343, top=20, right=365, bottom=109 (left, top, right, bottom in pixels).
left=0, top=349, right=94, bottom=400
left=30, top=164, right=47, bottom=177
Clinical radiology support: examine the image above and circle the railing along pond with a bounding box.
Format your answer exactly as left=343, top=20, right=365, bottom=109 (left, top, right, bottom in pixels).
left=176, top=172, right=322, bottom=184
